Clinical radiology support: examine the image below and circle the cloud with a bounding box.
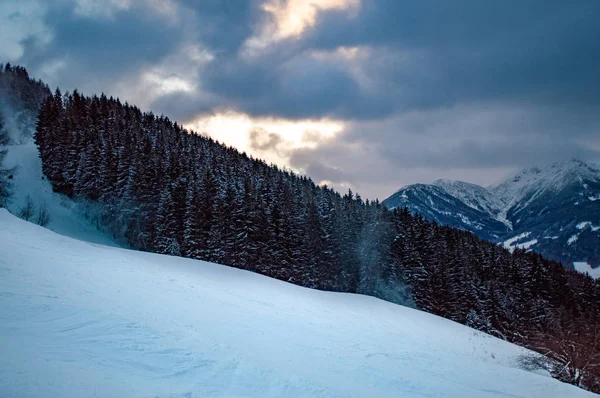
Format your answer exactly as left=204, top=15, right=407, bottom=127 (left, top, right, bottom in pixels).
left=243, top=0, right=360, bottom=56
left=15, top=3, right=185, bottom=94
left=3, top=0, right=600, bottom=199
left=288, top=102, right=600, bottom=199
left=145, top=0, right=600, bottom=131
left=108, top=42, right=215, bottom=111
left=304, top=162, right=352, bottom=186
left=179, top=0, right=260, bottom=54
left=249, top=128, right=284, bottom=153
left=72, top=0, right=130, bottom=19
left=203, top=0, right=600, bottom=122
left=302, top=0, right=600, bottom=110
left=0, top=1, right=52, bottom=62
left=183, top=110, right=343, bottom=169
left=11, top=1, right=600, bottom=121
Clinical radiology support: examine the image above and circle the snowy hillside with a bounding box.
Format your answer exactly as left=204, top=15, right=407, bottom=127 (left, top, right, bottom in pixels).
left=3, top=142, right=116, bottom=246
left=0, top=209, right=593, bottom=398
left=384, top=158, right=600, bottom=274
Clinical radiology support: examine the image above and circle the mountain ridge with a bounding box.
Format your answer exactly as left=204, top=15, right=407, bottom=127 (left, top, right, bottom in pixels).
left=384, top=158, right=600, bottom=271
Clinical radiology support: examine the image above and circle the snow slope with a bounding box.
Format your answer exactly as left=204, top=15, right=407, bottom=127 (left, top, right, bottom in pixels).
left=502, top=232, right=536, bottom=253
left=489, top=158, right=600, bottom=209
left=433, top=179, right=505, bottom=219
left=0, top=210, right=594, bottom=398
left=2, top=142, right=116, bottom=246
left=574, top=262, right=600, bottom=279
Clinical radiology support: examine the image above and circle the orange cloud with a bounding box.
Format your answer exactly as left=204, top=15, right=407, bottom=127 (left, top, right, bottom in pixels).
left=244, top=0, right=360, bottom=56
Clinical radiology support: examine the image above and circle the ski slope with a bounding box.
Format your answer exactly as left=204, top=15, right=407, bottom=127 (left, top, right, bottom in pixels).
left=0, top=210, right=595, bottom=398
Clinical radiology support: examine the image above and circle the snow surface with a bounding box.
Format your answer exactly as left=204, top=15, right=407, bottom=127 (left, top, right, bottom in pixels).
left=577, top=222, right=592, bottom=230
left=503, top=232, right=532, bottom=253
left=432, top=179, right=513, bottom=229
left=576, top=221, right=600, bottom=232
left=574, top=262, right=600, bottom=280
left=489, top=158, right=600, bottom=210
left=517, top=239, right=538, bottom=251
left=568, top=234, right=579, bottom=246
left=433, top=179, right=504, bottom=215
left=2, top=142, right=116, bottom=246
left=458, top=213, right=483, bottom=230
left=0, top=210, right=594, bottom=398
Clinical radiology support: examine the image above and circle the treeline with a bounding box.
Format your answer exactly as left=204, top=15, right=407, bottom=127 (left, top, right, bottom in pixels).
left=393, top=210, right=600, bottom=389
left=35, top=89, right=400, bottom=298
left=33, top=84, right=600, bottom=391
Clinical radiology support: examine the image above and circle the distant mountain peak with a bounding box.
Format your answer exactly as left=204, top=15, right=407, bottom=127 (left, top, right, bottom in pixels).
left=432, top=178, right=457, bottom=185
left=520, top=158, right=599, bottom=178
left=489, top=158, right=600, bottom=208
left=384, top=158, right=600, bottom=273
left=550, top=158, right=600, bottom=177
left=432, top=178, right=482, bottom=189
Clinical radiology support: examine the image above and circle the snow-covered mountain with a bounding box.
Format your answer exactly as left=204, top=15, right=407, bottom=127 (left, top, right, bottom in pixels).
left=433, top=179, right=506, bottom=221
left=1, top=209, right=595, bottom=398
left=383, top=159, right=600, bottom=273
left=490, top=159, right=600, bottom=210
left=385, top=183, right=511, bottom=241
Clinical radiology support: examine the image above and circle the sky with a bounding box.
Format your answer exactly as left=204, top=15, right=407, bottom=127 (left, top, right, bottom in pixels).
left=2, top=0, right=599, bottom=200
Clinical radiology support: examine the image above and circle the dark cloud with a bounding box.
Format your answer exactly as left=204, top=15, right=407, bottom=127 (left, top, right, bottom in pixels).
left=305, top=162, right=352, bottom=185
left=21, top=3, right=182, bottom=87
left=46, top=7, right=177, bottom=69
left=289, top=103, right=600, bottom=198
left=302, top=0, right=600, bottom=116
left=150, top=91, right=217, bottom=122
left=204, top=54, right=363, bottom=119
left=380, top=138, right=600, bottom=170
left=4, top=0, right=600, bottom=199
left=14, top=0, right=600, bottom=119
left=150, top=50, right=372, bottom=121
left=157, top=0, right=600, bottom=121
left=179, top=0, right=261, bottom=54
left=17, top=0, right=262, bottom=97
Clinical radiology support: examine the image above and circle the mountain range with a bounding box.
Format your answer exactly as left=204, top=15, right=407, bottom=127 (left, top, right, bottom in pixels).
left=383, top=159, right=600, bottom=271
